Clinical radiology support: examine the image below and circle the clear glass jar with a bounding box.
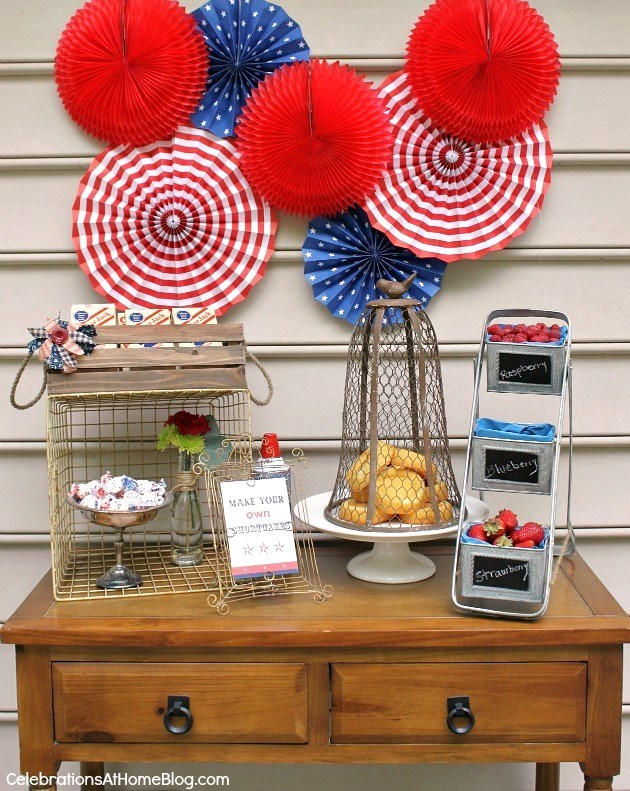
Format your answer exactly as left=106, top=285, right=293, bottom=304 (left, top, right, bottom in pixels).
left=170, top=452, right=204, bottom=566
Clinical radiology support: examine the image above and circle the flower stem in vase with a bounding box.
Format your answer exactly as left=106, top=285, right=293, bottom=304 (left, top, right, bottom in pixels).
left=171, top=451, right=204, bottom=566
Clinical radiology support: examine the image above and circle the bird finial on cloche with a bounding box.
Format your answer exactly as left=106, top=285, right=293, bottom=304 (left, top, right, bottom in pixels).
left=375, top=274, right=415, bottom=298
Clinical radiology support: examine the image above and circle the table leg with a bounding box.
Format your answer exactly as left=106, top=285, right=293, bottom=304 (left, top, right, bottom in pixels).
left=584, top=778, right=613, bottom=791
left=80, top=763, right=105, bottom=788
left=536, top=763, right=560, bottom=791
left=16, top=647, right=58, bottom=791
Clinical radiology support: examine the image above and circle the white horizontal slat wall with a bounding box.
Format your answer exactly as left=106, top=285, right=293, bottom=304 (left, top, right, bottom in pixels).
left=1, top=1, right=629, bottom=789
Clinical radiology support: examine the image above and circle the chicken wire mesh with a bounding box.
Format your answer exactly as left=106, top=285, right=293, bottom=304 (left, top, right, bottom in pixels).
left=47, top=388, right=251, bottom=600
left=326, top=299, right=461, bottom=532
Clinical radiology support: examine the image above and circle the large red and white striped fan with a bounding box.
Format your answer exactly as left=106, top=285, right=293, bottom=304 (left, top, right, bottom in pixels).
left=364, top=71, right=552, bottom=263
left=72, top=128, right=276, bottom=311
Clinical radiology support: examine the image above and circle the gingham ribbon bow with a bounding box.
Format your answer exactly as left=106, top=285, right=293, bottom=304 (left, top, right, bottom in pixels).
left=27, top=318, right=96, bottom=373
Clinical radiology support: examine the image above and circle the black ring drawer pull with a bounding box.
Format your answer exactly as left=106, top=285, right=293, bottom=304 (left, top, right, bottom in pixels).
left=164, top=695, right=193, bottom=734
left=446, top=696, right=475, bottom=735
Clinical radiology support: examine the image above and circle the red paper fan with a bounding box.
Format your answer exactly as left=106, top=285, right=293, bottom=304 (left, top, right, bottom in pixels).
left=55, top=0, right=208, bottom=147
left=235, top=59, right=392, bottom=218
left=406, top=0, right=560, bottom=144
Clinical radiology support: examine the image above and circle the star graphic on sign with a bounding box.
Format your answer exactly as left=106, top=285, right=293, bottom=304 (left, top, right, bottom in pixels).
left=260, top=543, right=269, bottom=554
left=274, top=540, right=285, bottom=553
left=243, top=544, right=254, bottom=556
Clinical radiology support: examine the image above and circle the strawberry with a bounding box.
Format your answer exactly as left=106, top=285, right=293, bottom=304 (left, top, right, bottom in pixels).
left=487, top=324, right=501, bottom=335
left=512, top=522, right=544, bottom=546
left=513, top=333, right=528, bottom=343
left=493, top=535, right=513, bottom=547
left=467, top=523, right=489, bottom=542
left=514, top=539, right=535, bottom=549
left=489, top=334, right=503, bottom=342
left=483, top=518, right=506, bottom=539
left=497, top=509, right=518, bottom=532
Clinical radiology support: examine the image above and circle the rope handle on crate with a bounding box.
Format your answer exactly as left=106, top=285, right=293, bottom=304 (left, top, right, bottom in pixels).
left=243, top=342, right=273, bottom=406
left=9, top=351, right=47, bottom=410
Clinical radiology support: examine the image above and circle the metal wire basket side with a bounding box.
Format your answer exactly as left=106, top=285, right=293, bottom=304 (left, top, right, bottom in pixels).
left=326, top=301, right=461, bottom=533
left=47, top=388, right=252, bottom=600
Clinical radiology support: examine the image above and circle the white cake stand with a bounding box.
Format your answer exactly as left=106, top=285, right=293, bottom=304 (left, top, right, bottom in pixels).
left=296, top=492, right=489, bottom=585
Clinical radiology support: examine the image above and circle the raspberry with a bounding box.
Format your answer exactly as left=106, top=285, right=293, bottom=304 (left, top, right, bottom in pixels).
left=514, top=323, right=527, bottom=333
left=513, top=333, right=528, bottom=343
left=503, top=333, right=515, bottom=342
left=489, top=334, right=502, bottom=342
left=535, top=322, right=546, bottom=331
left=525, top=326, right=537, bottom=338
left=487, top=324, right=501, bottom=334
left=550, top=324, right=560, bottom=331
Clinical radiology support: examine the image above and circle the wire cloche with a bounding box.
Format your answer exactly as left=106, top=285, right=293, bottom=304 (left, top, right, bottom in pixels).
left=326, top=282, right=461, bottom=532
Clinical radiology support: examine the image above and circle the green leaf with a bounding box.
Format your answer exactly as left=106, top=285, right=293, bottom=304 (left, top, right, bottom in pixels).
left=156, top=425, right=177, bottom=451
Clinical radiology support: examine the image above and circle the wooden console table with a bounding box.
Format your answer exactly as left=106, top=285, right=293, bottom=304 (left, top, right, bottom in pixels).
left=2, top=546, right=629, bottom=791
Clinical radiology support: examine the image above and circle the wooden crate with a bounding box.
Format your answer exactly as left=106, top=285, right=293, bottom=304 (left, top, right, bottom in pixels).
left=47, top=324, right=247, bottom=395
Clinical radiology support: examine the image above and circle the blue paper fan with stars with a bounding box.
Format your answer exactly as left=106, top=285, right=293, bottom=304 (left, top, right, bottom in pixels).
left=302, top=206, right=447, bottom=324
left=191, top=0, right=309, bottom=138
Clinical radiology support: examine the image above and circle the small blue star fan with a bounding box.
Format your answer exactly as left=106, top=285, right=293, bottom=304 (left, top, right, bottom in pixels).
left=302, top=206, right=447, bottom=324
left=190, top=0, right=309, bottom=138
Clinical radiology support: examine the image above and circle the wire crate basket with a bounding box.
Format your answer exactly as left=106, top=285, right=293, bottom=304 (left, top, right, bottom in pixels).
left=326, top=295, right=461, bottom=533
left=46, top=323, right=256, bottom=601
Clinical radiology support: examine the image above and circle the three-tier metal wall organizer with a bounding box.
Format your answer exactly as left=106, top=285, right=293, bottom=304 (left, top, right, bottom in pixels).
left=452, top=309, right=574, bottom=620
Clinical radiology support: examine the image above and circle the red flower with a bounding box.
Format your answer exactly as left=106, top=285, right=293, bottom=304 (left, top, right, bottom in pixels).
left=165, top=410, right=209, bottom=437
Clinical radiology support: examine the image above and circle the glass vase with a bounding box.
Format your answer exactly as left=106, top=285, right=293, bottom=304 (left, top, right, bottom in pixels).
left=171, top=452, right=204, bottom=566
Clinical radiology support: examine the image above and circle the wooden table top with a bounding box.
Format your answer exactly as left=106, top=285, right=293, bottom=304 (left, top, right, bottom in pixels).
left=2, top=546, right=629, bottom=648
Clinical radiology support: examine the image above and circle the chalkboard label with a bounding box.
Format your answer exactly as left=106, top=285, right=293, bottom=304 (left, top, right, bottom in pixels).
left=484, top=448, right=539, bottom=484
left=473, top=555, right=530, bottom=592
left=498, top=352, right=552, bottom=386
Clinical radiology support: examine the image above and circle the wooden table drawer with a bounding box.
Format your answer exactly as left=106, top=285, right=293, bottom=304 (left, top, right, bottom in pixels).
left=332, top=662, right=587, bottom=744
left=53, top=662, right=307, bottom=744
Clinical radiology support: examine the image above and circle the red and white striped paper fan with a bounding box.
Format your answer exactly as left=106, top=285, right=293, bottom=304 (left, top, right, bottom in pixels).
left=364, top=71, right=552, bottom=263
left=73, top=127, right=276, bottom=311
